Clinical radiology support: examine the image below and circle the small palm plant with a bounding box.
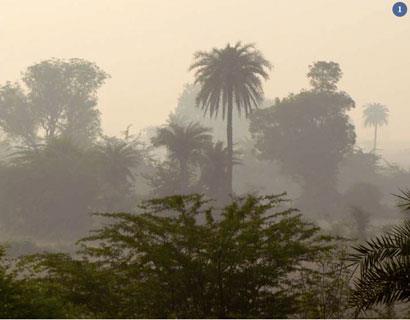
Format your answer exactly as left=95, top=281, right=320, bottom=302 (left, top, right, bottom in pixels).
left=363, top=103, right=389, bottom=153
left=94, top=137, right=141, bottom=186
left=350, top=190, right=410, bottom=316
left=151, top=119, right=212, bottom=194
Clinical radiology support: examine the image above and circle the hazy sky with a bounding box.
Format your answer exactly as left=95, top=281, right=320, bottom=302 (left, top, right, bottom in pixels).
left=1, top=0, right=409, bottom=148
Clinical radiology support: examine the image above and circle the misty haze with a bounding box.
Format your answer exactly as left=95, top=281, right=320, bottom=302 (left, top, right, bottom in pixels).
left=0, top=0, right=408, bottom=318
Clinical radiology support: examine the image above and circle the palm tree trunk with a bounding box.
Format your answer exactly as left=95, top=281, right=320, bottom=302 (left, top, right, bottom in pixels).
left=180, top=159, right=188, bottom=194
left=373, top=124, right=378, bottom=153
left=226, top=92, right=233, bottom=195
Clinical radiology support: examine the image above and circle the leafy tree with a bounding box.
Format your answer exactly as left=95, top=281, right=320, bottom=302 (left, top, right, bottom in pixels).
left=0, top=58, right=109, bottom=146
left=0, top=137, right=100, bottom=240
left=307, top=61, right=342, bottom=92
left=0, top=246, right=81, bottom=318
left=250, top=65, right=356, bottom=217
left=0, top=135, right=148, bottom=241
left=151, top=119, right=212, bottom=194
left=363, top=103, right=389, bottom=153
left=0, top=83, right=38, bottom=147
left=350, top=191, right=410, bottom=315
left=19, top=194, right=330, bottom=318
left=338, top=148, right=381, bottom=192
left=16, top=252, right=116, bottom=318
left=190, top=42, right=271, bottom=194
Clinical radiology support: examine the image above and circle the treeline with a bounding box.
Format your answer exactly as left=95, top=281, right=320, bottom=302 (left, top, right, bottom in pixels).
left=0, top=43, right=409, bottom=317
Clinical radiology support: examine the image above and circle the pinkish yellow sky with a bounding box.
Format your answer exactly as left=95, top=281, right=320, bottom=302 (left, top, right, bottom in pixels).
left=1, top=0, right=409, bottom=150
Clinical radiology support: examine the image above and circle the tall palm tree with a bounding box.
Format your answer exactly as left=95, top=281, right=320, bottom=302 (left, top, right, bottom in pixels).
left=350, top=190, right=410, bottom=316
left=363, top=103, right=389, bottom=153
left=151, top=120, right=212, bottom=194
left=190, top=42, right=271, bottom=194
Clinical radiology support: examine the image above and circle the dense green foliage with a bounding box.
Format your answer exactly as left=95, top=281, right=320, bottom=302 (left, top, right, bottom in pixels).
left=8, top=194, right=349, bottom=318
left=250, top=90, right=355, bottom=217
left=0, top=246, right=81, bottom=318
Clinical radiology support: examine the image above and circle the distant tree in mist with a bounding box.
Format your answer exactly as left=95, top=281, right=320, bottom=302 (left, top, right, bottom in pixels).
left=190, top=42, right=271, bottom=194
left=0, top=137, right=100, bottom=240
left=233, top=138, right=301, bottom=197
left=363, top=103, right=389, bottom=153
left=0, top=135, right=147, bottom=240
left=0, top=83, right=37, bottom=147
left=338, top=148, right=381, bottom=191
left=343, top=182, right=385, bottom=220
left=307, top=61, right=342, bottom=92
left=151, top=119, right=212, bottom=194
left=0, top=58, right=109, bottom=146
left=250, top=62, right=355, bottom=217
left=94, top=137, right=143, bottom=211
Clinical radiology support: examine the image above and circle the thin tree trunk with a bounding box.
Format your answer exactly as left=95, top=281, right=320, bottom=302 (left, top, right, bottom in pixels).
left=373, top=123, right=378, bottom=153
left=180, top=159, right=188, bottom=194
left=226, top=91, right=233, bottom=196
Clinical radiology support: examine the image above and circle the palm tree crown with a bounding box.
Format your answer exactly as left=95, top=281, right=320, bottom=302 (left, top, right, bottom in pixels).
left=152, top=120, right=212, bottom=165
left=363, top=103, right=389, bottom=152
left=363, top=103, right=389, bottom=128
left=190, top=42, right=271, bottom=118
left=95, top=138, right=141, bottom=185
left=190, top=42, right=271, bottom=195
left=151, top=119, right=212, bottom=193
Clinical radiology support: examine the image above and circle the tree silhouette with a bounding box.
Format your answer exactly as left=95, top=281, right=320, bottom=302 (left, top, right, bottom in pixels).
left=151, top=119, right=212, bottom=194
left=0, top=58, right=109, bottom=146
left=0, top=137, right=100, bottom=240
left=363, top=103, right=389, bottom=153
left=190, top=42, right=271, bottom=194
left=0, top=83, right=38, bottom=147
left=71, top=194, right=332, bottom=318
left=250, top=62, right=355, bottom=218
left=307, top=61, right=342, bottom=92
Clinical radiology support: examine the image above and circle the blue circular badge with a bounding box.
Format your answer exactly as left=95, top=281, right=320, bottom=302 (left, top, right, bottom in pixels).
left=393, top=2, right=407, bottom=17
